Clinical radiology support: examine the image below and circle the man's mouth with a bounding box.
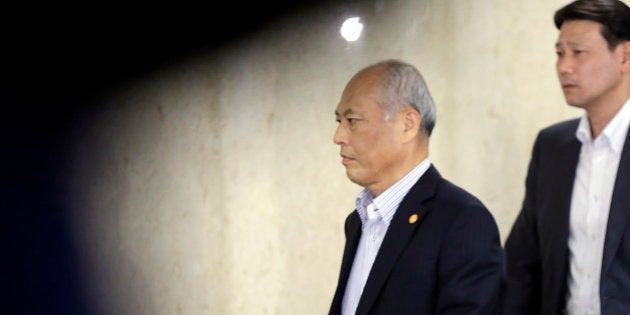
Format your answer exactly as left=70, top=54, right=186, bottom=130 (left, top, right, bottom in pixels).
left=340, top=154, right=354, bottom=165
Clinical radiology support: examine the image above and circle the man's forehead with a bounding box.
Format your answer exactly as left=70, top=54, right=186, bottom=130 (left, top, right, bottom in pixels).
left=557, top=20, right=603, bottom=39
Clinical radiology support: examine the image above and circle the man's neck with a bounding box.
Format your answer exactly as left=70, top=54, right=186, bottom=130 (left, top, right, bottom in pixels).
left=586, top=89, right=630, bottom=139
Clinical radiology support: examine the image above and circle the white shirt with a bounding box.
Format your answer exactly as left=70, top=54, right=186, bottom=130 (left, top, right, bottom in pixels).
left=341, top=159, right=431, bottom=315
left=566, top=98, right=630, bottom=315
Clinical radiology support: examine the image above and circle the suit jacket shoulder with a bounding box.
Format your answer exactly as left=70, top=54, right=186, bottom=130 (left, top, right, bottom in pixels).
left=536, top=118, right=580, bottom=148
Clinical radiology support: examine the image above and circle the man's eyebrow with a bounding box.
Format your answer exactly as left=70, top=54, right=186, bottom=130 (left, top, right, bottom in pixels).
left=555, top=40, right=585, bottom=48
left=335, top=108, right=354, bottom=116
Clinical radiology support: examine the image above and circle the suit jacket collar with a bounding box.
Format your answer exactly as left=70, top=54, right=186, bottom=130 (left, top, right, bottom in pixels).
left=355, top=165, right=440, bottom=314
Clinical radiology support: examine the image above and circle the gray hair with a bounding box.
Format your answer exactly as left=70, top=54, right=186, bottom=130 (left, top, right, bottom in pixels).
left=366, top=59, right=437, bottom=137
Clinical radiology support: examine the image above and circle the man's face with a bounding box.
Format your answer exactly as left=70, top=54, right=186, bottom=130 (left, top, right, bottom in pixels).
left=333, top=73, right=405, bottom=195
left=556, top=20, right=626, bottom=109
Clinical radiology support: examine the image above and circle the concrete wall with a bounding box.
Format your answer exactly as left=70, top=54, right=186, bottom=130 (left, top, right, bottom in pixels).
left=65, top=0, right=594, bottom=313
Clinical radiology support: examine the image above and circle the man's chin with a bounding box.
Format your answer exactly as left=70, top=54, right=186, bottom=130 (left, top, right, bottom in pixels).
left=565, top=99, right=586, bottom=109
left=346, top=172, right=364, bottom=186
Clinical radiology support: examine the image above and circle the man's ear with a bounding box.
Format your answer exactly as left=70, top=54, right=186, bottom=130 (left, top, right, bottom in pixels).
left=622, top=41, right=630, bottom=73
left=402, top=108, right=421, bottom=141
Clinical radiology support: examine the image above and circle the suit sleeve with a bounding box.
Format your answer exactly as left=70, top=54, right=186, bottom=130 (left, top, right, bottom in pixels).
left=435, top=203, right=504, bottom=315
left=502, top=135, right=543, bottom=315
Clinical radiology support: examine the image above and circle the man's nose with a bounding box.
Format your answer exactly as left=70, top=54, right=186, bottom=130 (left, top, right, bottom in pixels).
left=557, top=56, right=574, bottom=75
left=333, top=123, right=346, bottom=145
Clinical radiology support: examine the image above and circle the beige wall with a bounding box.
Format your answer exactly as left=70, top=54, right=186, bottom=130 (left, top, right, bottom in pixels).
left=67, top=0, right=594, bottom=314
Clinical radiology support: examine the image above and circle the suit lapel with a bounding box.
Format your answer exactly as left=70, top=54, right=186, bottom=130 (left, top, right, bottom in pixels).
left=546, top=135, right=581, bottom=303
left=330, top=212, right=362, bottom=315
left=602, top=131, right=630, bottom=275
left=550, top=129, right=581, bottom=245
left=355, top=166, right=439, bottom=315
left=340, top=213, right=362, bottom=289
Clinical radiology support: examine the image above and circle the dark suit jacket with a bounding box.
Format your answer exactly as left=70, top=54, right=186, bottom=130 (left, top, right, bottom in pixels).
left=503, top=118, right=630, bottom=315
left=329, top=165, right=503, bottom=315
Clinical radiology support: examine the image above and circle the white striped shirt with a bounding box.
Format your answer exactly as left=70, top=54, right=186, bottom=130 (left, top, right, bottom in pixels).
left=341, top=159, right=431, bottom=315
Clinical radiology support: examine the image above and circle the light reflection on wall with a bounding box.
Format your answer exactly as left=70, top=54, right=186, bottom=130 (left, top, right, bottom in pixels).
left=340, top=17, right=363, bottom=42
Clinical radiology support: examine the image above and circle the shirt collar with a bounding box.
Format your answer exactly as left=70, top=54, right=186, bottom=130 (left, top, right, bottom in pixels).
left=355, top=159, right=431, bottom=225
left=575, top=97, right=630, bottom=153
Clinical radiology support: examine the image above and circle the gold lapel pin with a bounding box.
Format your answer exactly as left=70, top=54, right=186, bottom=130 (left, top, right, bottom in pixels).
left=409, top=214, right=419, bottom=224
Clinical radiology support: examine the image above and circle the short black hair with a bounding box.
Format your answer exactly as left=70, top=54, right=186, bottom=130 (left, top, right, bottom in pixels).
left=554, top=0, right=630, bottom=50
